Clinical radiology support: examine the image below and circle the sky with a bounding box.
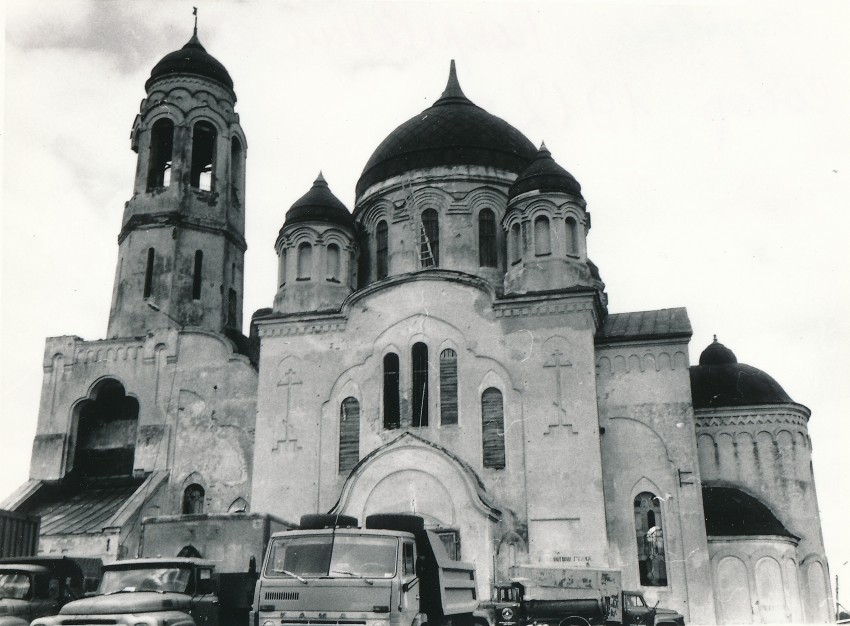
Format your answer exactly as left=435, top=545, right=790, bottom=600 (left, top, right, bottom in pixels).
left=2, top=0, right=849, bottom=601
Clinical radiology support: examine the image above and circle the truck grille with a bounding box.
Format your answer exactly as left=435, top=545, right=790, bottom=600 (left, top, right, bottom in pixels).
left=265, top=591, right=300, bottom=600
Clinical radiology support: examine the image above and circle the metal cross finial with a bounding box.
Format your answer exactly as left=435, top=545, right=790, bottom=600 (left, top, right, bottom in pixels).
left=193, top=7, right=198, bottom=37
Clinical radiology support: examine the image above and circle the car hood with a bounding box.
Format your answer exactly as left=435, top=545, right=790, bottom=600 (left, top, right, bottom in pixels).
left=60, top=592, right=191, bottom=615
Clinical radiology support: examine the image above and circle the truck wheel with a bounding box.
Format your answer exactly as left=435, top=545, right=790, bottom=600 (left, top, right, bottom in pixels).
left=559, top=618, right=592, bottom=626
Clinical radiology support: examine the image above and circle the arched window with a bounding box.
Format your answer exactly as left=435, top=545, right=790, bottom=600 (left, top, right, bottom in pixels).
left=439, top=349, right=458, bottom=425
left=230, top=137, right=244, bottom=204
left=327, top=244, right=340, bottom=282
left=411, top=342, right=429, bottom=426
left=278, top=249, right=287, bottom=288
left=182, top=484, right=205, bottom=515
left=73, top=379, right=139, bottom=478
left=190, top=121, right=216, bottom=191
left=510, top=223, right=522, bottom=265
left=421, top=209, right=439, bottom=268
left=143, top=248, right=155, bottom=298
left=478, top=209, right=497, bottom=267
left=634, top=492, right=668, bottom=586
left=339, top=397, right=360, bottom=473
left=376, top=221, right=389, bottom=279
left=565, top=217, right=579, bottom=256
left=192, top=250, right=203, bottom=300
left=147, top=119, right=174, bottom=190
left=383, top=353, right=400, bottom=429
left=482, top=388, right=505, bottom=469
left=297, top=243, right=312, bottom=280
left=534, top=216, right=551, bottom=256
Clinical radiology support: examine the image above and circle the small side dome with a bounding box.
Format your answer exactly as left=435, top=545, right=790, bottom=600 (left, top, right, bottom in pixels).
left=508, top=143, right=583, bottom=200
left=146, top=32, right=234, bottom=91
left=689, top=337, right=794, bottom=408
left=702, top=484, right=798, bottom=539
left=283, top=173, right=353, bottom=229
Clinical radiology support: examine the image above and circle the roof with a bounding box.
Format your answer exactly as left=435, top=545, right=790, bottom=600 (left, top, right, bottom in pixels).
left=356, top=61, right=537, bottom=198
left=22, top=480, right=143, bottom=535
left=596, top=308, right=692, bottom=343
left=146, top=32, right=234, bottom=92
left=282, top=173, right=353, bottom=231
left=689, top=338, right=795, bottom=408
left=508, top=143, right=583, bottom=200
left=702, top=485, right=798, bottom=540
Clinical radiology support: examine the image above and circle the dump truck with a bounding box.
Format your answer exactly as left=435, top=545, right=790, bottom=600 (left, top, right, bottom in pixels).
left=0, top=556, right=101, bottom=626
left=31, top=513, right=291, bottom=626
left=477, top=566, right=684, bottom=626
left=253, top=513, right=479, bottom=626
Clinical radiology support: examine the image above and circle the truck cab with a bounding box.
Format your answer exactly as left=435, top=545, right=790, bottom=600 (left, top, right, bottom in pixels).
left=0, top=557, right=94, bottom=626
left=254, top=514, right=478, bottom=626
left=31, top=558, right=218, bottom=626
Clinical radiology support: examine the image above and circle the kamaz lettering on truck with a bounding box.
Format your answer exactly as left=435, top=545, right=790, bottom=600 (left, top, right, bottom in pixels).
left=254, top=513, right=479, bottom=626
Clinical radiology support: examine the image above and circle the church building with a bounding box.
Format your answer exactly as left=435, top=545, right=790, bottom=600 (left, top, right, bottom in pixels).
left=1, top=28, right=833, bottom=625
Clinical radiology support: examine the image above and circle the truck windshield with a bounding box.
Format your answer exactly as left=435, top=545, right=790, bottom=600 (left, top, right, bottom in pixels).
left=0, top=572, right=31, bottom=599
left=99, top=567, right=192, bottom=594
left=266, top=535, right=397, bottom=579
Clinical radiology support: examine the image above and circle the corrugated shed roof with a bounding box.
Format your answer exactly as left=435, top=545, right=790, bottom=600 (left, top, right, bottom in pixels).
left=597, top=307, right=692, bottom=343
left=26, top=481, right=143, bottom=535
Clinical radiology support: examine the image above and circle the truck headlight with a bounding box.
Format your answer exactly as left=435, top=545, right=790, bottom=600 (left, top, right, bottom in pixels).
left=263, top=621, right=276, bottom=626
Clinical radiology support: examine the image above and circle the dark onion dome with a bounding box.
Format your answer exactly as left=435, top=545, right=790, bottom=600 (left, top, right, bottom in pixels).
left=689, top=337, right=794, bottom=409
left=702, top=485, right=798, bottom=540
left=356, top=61, right=537, bottom=198
left=283, top=173, right=354, bottom=230
left=508, top=142, right=583, bottom=200
left=146, top=32, right=234, bottom=92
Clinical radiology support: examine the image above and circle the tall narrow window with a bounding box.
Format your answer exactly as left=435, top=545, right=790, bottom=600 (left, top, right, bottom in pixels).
left=383, top=353, right=400, bottom=429
left=143, top=248, right=155, bottom=298
left=297, top=243, right=312, bottom=280
left=411, top=342, right=429, bottom=427
left=192, top=251, right=203, bottom=300
left=482, top=388, right=505, bottom=469
left=190, top=121, right=216, bottom=191
left=339, top=397, right=360, bottom=473
left=634, top=492, right=668, bottom=586
left=376, top=221, right=389, bottom=279
left=230, top=137, right=244, bottom=204
left=565, top=217, right=579, bottom=256
left=421, top=209, right=439, bottom=268
left=227, top=288, right=237, bottom=328
left=278, top=250, right=287, bottom=287
left=147, top=119, right=174, bottom=190
left=182, top=484, right=205, bottom=515
left=478, top=209, right=497, bottom=267
left=327, top=244, right=340, bottom=282
left=439, top=349, right=458, bottom=425
left=534, top=216, right=551, bottom=256
left=510, top=223, right=522, bottom=265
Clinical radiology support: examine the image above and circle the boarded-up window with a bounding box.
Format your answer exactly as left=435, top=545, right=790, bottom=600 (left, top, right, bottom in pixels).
left=143, top=248, right=155, bottom=298
left=182, top=484, right=205, bottom=515
left=297, top=243, right=312, bottom=280
left=534, top=216, right=551, bottom=256
left=565, top=217, right=579, bottom=256
left=192, top=250, right=203, bottom=300
left=383, top=353, right=400, bottom=429
left=339, top=397, right=360, bottom=473
left=482, top=388, right=505, bottom=469
left=439, top=349, right=458, bottom=425
left=376, top=221, right=389, bottom=279
left=327, top=244, right=340, bottom=281
left=510, top=223, right=522, bottom=264
left=634, top=492, right=668, bottom=586
left=227, top=288, right=237, bottom=328
left=412, top=342, right=429, bottom=427
left=230, top=137, right=244, bottom=204
left=478, top=209, right=497, bottom=267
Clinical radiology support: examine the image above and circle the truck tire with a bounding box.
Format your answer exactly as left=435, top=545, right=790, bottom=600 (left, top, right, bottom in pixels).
left=559, top=618, right=592, bottom=626
left=365, top=513, right=425, bottom=533
left=299, top=514, right=358, bottom=529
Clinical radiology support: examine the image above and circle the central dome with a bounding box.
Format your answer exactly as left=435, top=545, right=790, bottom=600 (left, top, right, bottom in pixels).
left=356, top=61, right=537, bottom=198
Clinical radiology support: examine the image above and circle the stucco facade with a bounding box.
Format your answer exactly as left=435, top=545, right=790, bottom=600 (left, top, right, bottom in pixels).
left=3, top=30, right=834, bottom=625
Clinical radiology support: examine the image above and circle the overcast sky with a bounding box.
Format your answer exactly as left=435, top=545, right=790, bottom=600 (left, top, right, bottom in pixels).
left=2, top=0, right=848, bottom=594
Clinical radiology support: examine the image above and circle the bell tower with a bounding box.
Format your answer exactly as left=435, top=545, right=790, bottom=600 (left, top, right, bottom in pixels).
left=107, top=26, right=247, bottom=338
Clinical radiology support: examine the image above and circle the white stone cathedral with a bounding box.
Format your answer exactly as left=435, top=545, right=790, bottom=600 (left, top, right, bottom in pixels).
left=1, top=29, right=833, bottom=625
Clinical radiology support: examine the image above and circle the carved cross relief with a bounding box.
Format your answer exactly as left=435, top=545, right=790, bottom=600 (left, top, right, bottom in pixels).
left=273, top=367, right=303, bottom=451
left=543, top=346, right=578, bottom=436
